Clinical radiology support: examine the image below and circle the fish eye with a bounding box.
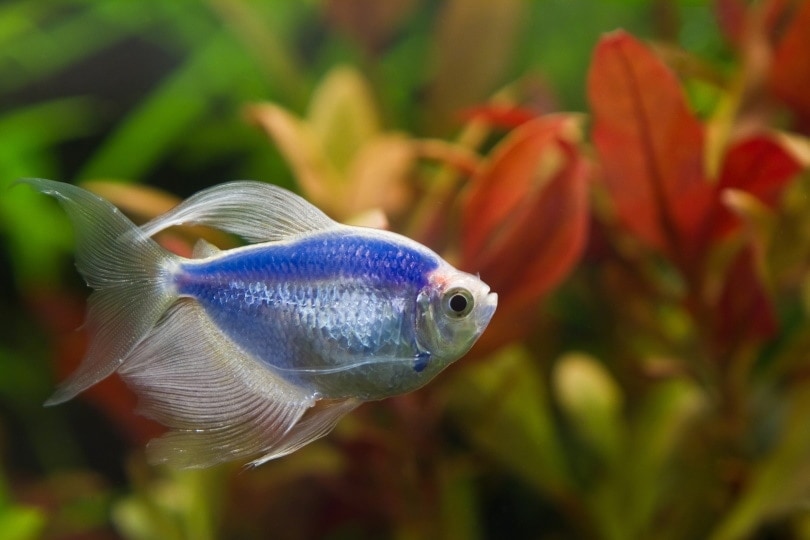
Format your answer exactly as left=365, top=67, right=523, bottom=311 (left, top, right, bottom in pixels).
left=443, top=288, right=474, bottom=318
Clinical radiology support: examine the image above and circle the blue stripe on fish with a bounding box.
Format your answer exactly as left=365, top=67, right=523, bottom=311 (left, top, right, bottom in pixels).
left=179, top=231, right=439, bottom=287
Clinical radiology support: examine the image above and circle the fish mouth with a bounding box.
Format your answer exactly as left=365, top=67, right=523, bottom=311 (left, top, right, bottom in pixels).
left=481, top=290, right=498, bottom=323
left=486, top=291, right=498, bottom=308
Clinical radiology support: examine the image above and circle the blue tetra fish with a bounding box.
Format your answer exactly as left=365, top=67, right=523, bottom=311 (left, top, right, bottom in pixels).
left=20, top=179, right=497, bottom=468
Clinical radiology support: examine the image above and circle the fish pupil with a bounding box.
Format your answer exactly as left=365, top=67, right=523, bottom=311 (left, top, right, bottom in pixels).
left=449, top=293, right=468, bottom=313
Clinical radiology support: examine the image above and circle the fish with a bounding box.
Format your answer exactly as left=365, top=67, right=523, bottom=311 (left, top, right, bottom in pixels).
left=19, top=179, right=497, bottom=468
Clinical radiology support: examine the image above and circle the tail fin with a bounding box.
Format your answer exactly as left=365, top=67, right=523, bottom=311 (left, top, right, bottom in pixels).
left=18, top=179, right=179, bottom=405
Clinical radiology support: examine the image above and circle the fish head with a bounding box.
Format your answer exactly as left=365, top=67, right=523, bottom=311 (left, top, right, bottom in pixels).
left=415, top=267, right=498, bottom=363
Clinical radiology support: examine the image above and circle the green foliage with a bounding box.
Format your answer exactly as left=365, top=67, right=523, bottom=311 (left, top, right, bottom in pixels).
left=0, top=472, right=45, bottom=540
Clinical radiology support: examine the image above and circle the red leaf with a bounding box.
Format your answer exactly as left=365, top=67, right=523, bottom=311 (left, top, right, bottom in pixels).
left=463, top=115, right=576, bottom=256
left=713, top=244, right=778, bottom=355
left=715, top=0, right=796, bottom=52
left=768, top=0, right=810, bottom=130
left=589, top=31, right=713, bottom=262
left=712, top=135, right=802, bottom=237
left=714, top=0, right=747, bottom=46
left=460, top=104, right=540, bottom=129
left=461, top=116, right=589, bottom=312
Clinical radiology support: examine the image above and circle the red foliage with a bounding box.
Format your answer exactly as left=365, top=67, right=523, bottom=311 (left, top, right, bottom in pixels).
left=713, top=136, right=803, bottom=237
left=459, top=115, right=590, bottom=354
left=589, top=30, right=711, bottom=265
left=713, top=0, right=795, bottom=48
left=462, top=115, right=590, bottom=312
left=459, top=104, right=541, bottom=129
left=589, top=31, right=801, bottom=269
left=768, top=0, right=810, bottom=131
left=714, top=245, right=778, bottom=356
left=713, top=0, right=748, bottom=46
left=588, top=30, right=803, bottom=352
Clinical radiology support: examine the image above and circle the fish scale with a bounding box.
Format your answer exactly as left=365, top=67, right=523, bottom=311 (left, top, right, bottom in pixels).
left=177, top=241, right=425, bottom=397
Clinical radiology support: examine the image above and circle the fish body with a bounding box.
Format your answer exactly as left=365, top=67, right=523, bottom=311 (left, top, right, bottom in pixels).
left=177, top=231, right=444, bottom=399
left=20, top=179, right=497, bottom=468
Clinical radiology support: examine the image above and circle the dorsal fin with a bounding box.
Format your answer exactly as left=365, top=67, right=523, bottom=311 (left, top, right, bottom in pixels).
left=140, top=181, right=338, bottom=243
left=191, top=238, right=221, bottom=258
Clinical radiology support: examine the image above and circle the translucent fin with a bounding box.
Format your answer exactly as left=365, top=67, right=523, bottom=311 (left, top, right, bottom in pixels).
left=17, top=179, right=178, bottom=405
left=139, top=181, right=338, bottom=243
left=247, top=398, right=360, bottom=467
left=272, top=355, right=425, bottom=375
left=119, top=301, right=320, bottom=469
left=191, top=238, right=220, bottom=258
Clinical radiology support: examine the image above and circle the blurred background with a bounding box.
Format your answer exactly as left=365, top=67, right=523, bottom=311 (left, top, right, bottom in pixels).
left=2, top=0, right=810, bottom=538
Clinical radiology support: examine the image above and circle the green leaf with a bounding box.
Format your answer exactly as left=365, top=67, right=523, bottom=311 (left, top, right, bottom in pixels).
left=0, top=98, right=98, bottom=285
left=624, top=377, right=706, bottom=538
left=445, top=345, right=572, bottom=498
left=0, top=506, right=46, bottom=540
left=113, top=466, right=229, bottom=540
left=438, top=461, right=482, bottom=540
left=710, top=385, right=810, bottom=540
left=0, top=467, right=45, bottom=540
left=553, top=352, right=624, bottom=465
left=77, top=30, right=264, bottom=181
left=307, top=65, right=381, bottom=175
left=0, top=2, right=159, bottom=94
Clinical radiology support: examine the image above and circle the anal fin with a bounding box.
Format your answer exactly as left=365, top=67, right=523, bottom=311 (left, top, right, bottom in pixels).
left=247, top=398, right=360, bottom=468
left=118, top=300, right=339, bottom=468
